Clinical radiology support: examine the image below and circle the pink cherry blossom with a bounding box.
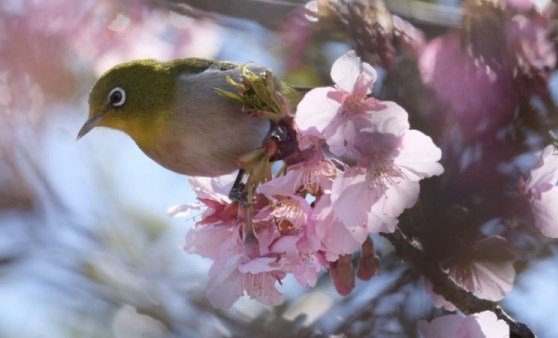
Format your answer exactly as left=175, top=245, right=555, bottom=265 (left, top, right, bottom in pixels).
left=331, top=130, right=443, bottom=232
left=507, top=12, right=556, bottom=96
left=426, top=259, right=515, bottom=310
left=506, top=0, right=536, bottom=12
left=257, top=152, right=339, bottom=198
left=313, top=194, right=369, bottom=261
left=426, top=237, right=516, bottom=310
left=178, top=174, right=287, bottom=307
left=255, top=196, right=326, bottom=287
left=206, top=237, right=285, bottom=308
left=296, top=50, right=403, bottom=157
left=523, top=145, right=558, bottom=238
left=455, top=260, right=516, bottom=302
left=180, top=174, right=244, bottom=260
left=187, top=211, right=286, bottom=308
left=270, top=235, right=324, bottom=288
left=418, top=311, right=509, bottom=338
left=419, top=32, right=517, bottom=135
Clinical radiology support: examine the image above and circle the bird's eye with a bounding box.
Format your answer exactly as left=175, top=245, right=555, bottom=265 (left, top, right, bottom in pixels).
left=108, top=87, right=126, bottom=107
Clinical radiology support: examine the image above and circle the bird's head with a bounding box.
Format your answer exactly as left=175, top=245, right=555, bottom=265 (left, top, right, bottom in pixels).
left=77, top=60, right=175, bottom=142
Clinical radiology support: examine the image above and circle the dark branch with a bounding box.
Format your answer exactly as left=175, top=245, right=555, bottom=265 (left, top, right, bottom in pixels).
left=382, top=229, right=536, bottom=338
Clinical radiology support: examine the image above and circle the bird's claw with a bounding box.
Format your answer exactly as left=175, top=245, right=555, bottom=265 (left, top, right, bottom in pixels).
left=228, top=169, right=251, bottom=207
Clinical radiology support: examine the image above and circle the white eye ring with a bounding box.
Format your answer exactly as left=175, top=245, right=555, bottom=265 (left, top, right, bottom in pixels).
left=108, top=87, right=126, bottom=107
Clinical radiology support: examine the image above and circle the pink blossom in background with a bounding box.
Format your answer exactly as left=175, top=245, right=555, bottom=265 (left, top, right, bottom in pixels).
left=505, top=0, right=538, bottom=13
left=419, top=4, right=555, bottom=136
left=426, top=236, right=516, bottom=310
left=454, top=260, right=516, bottom=302
left=418, top=311, right=509, bottom=338
left=0, top=0, right=222, bottom=152
left=419, top=32, right=516, bottom=135
left=277, top=3, right=316, bottom=70
left=523, top=145, right=558, bottom=238
left=506, top=12, right=557, bottom=96
left=427, top=259, right=515, bottom=310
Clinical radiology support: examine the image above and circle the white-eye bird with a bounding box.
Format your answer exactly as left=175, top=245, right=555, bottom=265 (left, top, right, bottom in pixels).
left=78, top=58, right=301, bottom=177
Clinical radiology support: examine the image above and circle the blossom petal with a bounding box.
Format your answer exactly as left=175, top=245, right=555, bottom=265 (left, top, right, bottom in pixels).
left=368, top=180, right=420, bottom=232
left=184, top=224, right=237, bottom=260
left=313, top=194, right=367, bottom=260
left=418, top=311, right=509, bottom=338
left=331, top=168, right=381, bottom=227
left=296, top=87, right=340, bottom=135
left=458, top=260, right=515, bottom=302
left=207, top=255, right=245, bottom=308
left=532, top=188, right=558, bottom=238
left=324, top=118, right=357, bottom=157
left=331, top=50, right=376, bottom=93
left=258, top=169, right=303, bottom=198
left=245, top=273, right=284, bottom=306
left=365, top=101, right=410, bottom=136
left=396, top=130, right=444, bottom=181
left=167, top=202, right=204, bottom=218
left=527, top=145, right=558, bottom=196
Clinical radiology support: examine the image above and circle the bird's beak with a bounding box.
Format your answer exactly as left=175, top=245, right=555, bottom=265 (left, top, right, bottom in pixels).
left=77, top=114, right=103, bottom=140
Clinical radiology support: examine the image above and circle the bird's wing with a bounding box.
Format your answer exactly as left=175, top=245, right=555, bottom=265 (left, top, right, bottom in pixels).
left=168, top=58, right=238, bottom=75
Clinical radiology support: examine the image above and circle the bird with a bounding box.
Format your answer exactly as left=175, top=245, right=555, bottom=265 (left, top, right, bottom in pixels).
left=77, top=58, right=301, bottom=177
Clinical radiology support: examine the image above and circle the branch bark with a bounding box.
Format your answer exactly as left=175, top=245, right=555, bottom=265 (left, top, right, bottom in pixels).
left=382, top=229, right=536, bottom=338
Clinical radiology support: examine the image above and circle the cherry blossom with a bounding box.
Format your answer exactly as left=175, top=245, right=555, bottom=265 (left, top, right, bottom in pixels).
left=206, top=234, right=286, bottom=308
left=257, top=151, right=339, bottom=198
left=426, top=259, right=516, bottom=311
left=295, top=50, right=443, bottom=235
left=331, top=129, right=443, bottom=232
left=178, top=174, right=287, bottom=307
left=419, top=32, right=517, bottom=136
left=426, top=237, right=516, bottom=309
left=255, top=196, right=326, bottom=287
left=312, top=193, right=369, bottom=261
left=296, top=50, right=403, bottom=157
left=522, top=145, right=558, bottom=238
left=418, top=311, right=509, bottom=338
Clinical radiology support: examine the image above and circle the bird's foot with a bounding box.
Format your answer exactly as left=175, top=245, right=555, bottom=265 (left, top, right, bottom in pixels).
left=228, top=169, right=251, bottom=207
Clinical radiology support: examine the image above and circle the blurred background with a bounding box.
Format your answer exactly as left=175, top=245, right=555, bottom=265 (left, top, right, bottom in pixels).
left=1, top=0, right=558, bottom=337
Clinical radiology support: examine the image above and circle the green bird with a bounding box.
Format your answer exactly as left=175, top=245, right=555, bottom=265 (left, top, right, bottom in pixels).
left=78, top=58, right=299, bottom=177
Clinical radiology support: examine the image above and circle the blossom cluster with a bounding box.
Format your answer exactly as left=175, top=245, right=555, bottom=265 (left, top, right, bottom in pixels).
left=174, top=51, right=444, bottom=308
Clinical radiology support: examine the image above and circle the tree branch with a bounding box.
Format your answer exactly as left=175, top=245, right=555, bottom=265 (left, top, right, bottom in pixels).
left=382, top=229, right=536, bottom=338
